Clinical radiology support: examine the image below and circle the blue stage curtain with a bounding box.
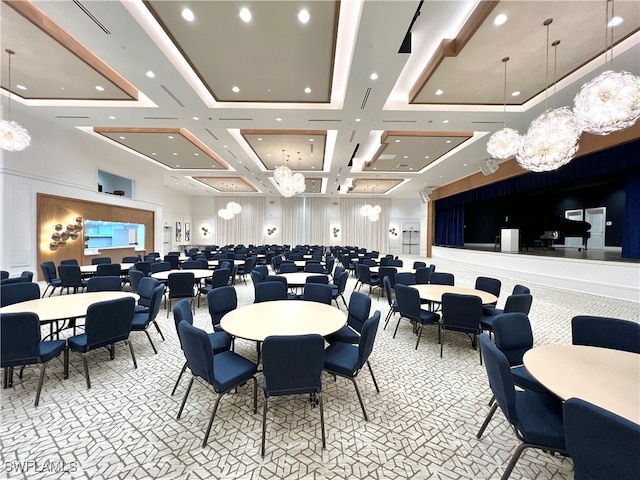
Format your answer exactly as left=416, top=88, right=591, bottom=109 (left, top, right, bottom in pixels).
left=622, top=174, right=640, bottom=259
left=435, top=205, right=464, bottom=246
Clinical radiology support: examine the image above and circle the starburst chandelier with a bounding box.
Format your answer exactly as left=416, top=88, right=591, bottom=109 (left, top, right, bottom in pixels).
left=274, top=150, right=305, bottom=197
left=487, top=57, right=521, bottom=160
left=0, top=49, right=31, bottom=152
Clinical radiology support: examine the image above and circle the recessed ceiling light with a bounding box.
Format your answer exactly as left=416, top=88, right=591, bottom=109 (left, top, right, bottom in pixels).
left=109, top=116, right=115, bottom=120
left=446, top=140, right=452, bottom=143
left=172, top=153, right=178, bottom=156
left=16, top=84, right=27, bottom=90
left=370, top=73, right=378, bottom=80
left=145, top=70, right=155, bottom=78
left=494, top=14, right=507, bottom=26
left=59, top=86, right=65, bottom=90
left=355, top=118, right=361, bottom=122
left=258, top=137, right=263, bottom=141
left=194, top=153, right=199, bottom=156
left=435, top=89, right=444, bottom=95
left=463, top=163, right=468, bottom=166
left=298, top=9, right=310, bottom=24
left=442, top=119, right=449, bottom=124
left=424, top=156, right=429, bottom=159
left=193, top=116, right=199, bottom=120
left=403, top=155, right=408, bottom=159
left=95, top=85, right=104, bottom=92
left=239, top=7, right=251, bottom=22
left=232, top=86, right=240, bottom=93
left=309, top=138, right=314, bottom=142
left=304, top=87, right=312, bottom=93
left=119, top=136, right=125, bottom=140
left=168, top=135, right=174, bottom=139
left=608, top=16, right=623, bottom=27
left=176, top=164, right=180, bottom=167
left=151, top=152, right=156, bottom=156
left=511, top=91, right=521, bottom=97
left=276, top=117, right=282, bottom=122
left=395, top=139, right=400, bottom=143
left=182, top=8, right=195, bottom=22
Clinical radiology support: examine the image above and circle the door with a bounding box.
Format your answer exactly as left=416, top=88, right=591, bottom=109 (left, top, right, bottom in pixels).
left=564, top=209, right=584, bottom=248
left=163, top=226, right=171, bottom=253
left=585, top=207, right=606, bottom=250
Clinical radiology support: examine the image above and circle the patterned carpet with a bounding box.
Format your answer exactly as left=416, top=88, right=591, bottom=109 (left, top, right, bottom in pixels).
left=1, top=256, right=638, bottom=479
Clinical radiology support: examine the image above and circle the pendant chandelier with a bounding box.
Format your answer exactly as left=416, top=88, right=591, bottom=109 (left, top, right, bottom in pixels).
left=0, top=49, right=31, bottom=152
left=217, top=184, right=242, bottom=220
left=517, top=20, right=581, bottom=172
left=359, top=185, right=381, bottom=222
left=486, top=57, right=522, bottom=160
left=274, top=150, right=305, bottom=197
left=573, top=0, right=640, bottom=135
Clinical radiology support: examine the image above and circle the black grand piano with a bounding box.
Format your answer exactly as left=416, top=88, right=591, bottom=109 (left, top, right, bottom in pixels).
left=519, top=216, right=591, bottom=251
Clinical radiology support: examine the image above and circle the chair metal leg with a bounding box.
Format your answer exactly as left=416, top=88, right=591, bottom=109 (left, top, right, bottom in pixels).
left=383, top=308, right=392, bottom=329
left=171, top=362, right=188, bottom=396
left=3, top=366, right=13, bottom=388
left=252, top=377, right=257, bottom=413
left=440, top=327, right=445, bottom=358
left=366, top=360, right=379, bottom=393
left=177, top=376, right=195, bottom=419
left=127, top=340, right=137, bottom=369
left=63, top=348, right=69, bottom=379
left=144, top=330, right=158, bottom=354
left=34, top=359, right=53, bottom=407
left=501, top=443, right=530, bottom=480
left=348, top=377, right=368, bottom=421
left=415, top=324, right=424, bottom=350
left=153, top=321, right=165, bottom=341
left=81, top=353, right=91, bottom=389
left=476, top=402, right=498, bottom=439
left=319, top=390, right=326, bottom=448
left=392, top=315, right=403, bottom=338
left=109, top=343, right=116, bottom=360
left=261, top=394, right=268, bottom=457
left=202, top=391, right=226, bottom=447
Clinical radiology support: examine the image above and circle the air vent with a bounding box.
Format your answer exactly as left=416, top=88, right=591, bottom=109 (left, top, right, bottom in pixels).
left=382, top=119, right=417, bottom=123
left=170, top=176, right=182, bottom=181
left=73, top=1, right=111, bottom=34
left=219, top=118, right=253, bottom=121
left=160, top=85, right=185, bottom=107
left=308, top=119, right=341, bottom=122
left=55, top=115, right=90, bottom=119
left=205, top=128, right=218, bottom=140
left=361, top=87, right=371, bottom=110
left=379, top=154, right=397, bottom=160
left=244, top=166, right=251, bottom=172
left=227, top=149, right=237, bottom=158
left=144, top=116, right=179, bottom=120
left=396, top=163, right=410, bottom=168
left=310, top=143, right=314, bottom=154
left=349, top=130, right=356, bottom=142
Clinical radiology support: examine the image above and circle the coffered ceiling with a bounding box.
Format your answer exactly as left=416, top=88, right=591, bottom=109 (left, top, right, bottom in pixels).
left=1, top=0, right=639, bottom=198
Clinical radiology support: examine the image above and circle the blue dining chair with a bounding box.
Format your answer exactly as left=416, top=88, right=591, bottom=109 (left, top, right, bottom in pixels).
left=393, top=284, right=440, bottom=349
left=439, top=293, right=483, bottom=363
left=571, top=315, right=640, bottom=353
left=131, top=284, right=165, bottom=354
left=207, top=285, right=237, bottom=331
left=1, top=312, right=66, bottom=406
left=302, top=283, right=332, bottom=305
left=40, top=262, right=62, bottom=297
left=261, top=334, right=325, bottom=456
left=176, top=321, right=256, bottom=447
left=86, top=276, right=122, bottom=292
left=0, top=282, right=40, bottom=307
left=254, top=281, right=287, bottom=303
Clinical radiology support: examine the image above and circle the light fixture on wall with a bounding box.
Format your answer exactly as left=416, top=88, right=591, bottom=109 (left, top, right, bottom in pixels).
left=486, top=57, right=522, bottom=160
left=516, top=20, right=581, bottom=172
left=0, top=49, right=31, bottom=152
left=267, top=227, right=277, bottom=236
left=49, top=217, right=83, bottom=251
left=201, top=226, right=210, bottom=237
left=389, top=227, right=398, bottom=237
left=573, top=0, right=640, bottom=135
left=274, top=150, right=305, bottom=197
left=332, top=227, right=340, bottom=238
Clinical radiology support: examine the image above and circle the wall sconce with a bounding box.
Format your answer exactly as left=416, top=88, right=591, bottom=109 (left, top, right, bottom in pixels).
left=201, top=226, right=210, bottom=238
left=389, top=228, right=398, bottom=237
left=267, top=227, right=277, bottom=236
left=50, top=216, right=83, bottom=251
left=332, top=227, right=340, bottom=238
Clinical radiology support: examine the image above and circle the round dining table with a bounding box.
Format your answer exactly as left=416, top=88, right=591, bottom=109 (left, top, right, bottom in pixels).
left=524, top=344, right=640, bottom=425
left=370, top=265, right=415, bottom=275
left=412, top=284, right=498, bottom=305
left=79, top=263, right=135, bottom=275
left=151, top=269, right=213, bottom=281
left=207, top=259, right=245, bottom=268
left=278, top=272, right=328, bottom=287
left=220, top=300, right=346, bottom=342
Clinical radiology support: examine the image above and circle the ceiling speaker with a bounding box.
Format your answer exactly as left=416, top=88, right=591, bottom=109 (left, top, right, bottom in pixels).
left=479, top=158, right=499, bottom=176
left=419, top=189, right=431, bottom=204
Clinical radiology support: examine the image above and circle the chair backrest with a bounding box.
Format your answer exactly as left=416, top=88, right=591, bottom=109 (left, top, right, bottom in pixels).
left=173, top=299, right=194, bottom=350
left=378, top=267, right=397, bottom=287
left=164, top=255, right=180, bottom=269
left=137, top=277, right=161, bottom=307
left=96, top=263, right=122, bottom=277
left=503, top=294, right=533, bottom=315
left=181, top=260, right=202, bottom=270
left=302, top=283, right=332, bottom=305
left=58, top=265, right=83, bottom=287
left=413, top=261, right=426, bottom=269
left=60, top=259, right=79, bottom=266
left=475, top=276, right=502, bottom=298
left=279, top=262, right=297, bottom=273
left=263, top=334, right=324, bottom=395
left=1, top=312, right=42, bottom=367
left=145, top=284, right=166, bottom=322
left=379, top=257, right=389, bottom=266
left=362, top=258, right=376, bottom=267
left=208, top=268, right=230, bottom=288
left=168, top=272, right=195, bottom=298
left=243, top=256, right=257, bottom=272
left=91, top=257, right=112, bottom=265
left=441, top=293, right=482, bottom=332
left=86, top=276, right=122, bottom=292
left=414, top=267, right=431, bottom=284
left=333, top=266, right=345, bottom=283
left=219, top=260, right=232, bottom=271
left=334, top=271, right=349, bottom=296
left=395, top=272, right=416, bottom=286
left=208, top=285, right=237, bottom=327
left=0, top=271, right=8, bottom=281
left=254, top=265, right=269, bottom=279
left=41, top=262, right=57, bottom=282
left=356, top=264, right=372, bottom=283
left=144, top=254, right=158, bottom=263
left=347, top=291, right=371, bottom=333
left=0, top=282, right=41, bottom=307
left=254, top=281, right=287, bottom=303
left=382, top=276, right=394, bottom=307
left=128, top=268, right=144, bottom=293
left=356, top=311, right=381, bottom=370
left=563, top=397, right=640, bottom=480
left=122, top=256, right=140, bottom=263
left=305, top=275, right=328, bottom=284
left=479, top=333, right=517, bottom=426
left=150, top=262, right=171, bottom=273
left=264, top=275, right=288, bottom=289
left=571, top=315, right=640, bottom=354
left=177, top=321, right=215, bottom=385
left=394, top=283, right=421, bottom=322
left=512, top=284, right=530, bottom=295
left=305, top=262, right=324, bottom=273
left=134, top=261, right=152, bottom=276
left=492, top=313, right=534, bottom=366
left=387, top=259, right=403, bottom=267
left=85, top=297, right=135, bottom=350
left=429, top=272, right=455, bottom=286
left=250, top=270, right=263, bottom=287
left=325, top=257, right=335, bottom=275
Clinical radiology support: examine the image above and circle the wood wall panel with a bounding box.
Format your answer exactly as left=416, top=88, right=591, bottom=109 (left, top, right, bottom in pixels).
left=37, top=194, right=154, bottom=280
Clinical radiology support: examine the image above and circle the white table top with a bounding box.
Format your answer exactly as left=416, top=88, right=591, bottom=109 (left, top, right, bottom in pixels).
left=80, top=263, right=134, bottom=274
left=0, top=291, right=139, bottom=323
left=220, top=300, right=345, bottom=342
left=524, top=344, right=640, bottom=425
left=371, top=266, right=414, bottom=274
left=208, top=259, right=245, bottom=267
left=278, top=272, right=328, bottom=287
left=151, top=269, right=213, bottom=281
left=411, top=284, right=498, bottom=304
